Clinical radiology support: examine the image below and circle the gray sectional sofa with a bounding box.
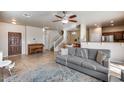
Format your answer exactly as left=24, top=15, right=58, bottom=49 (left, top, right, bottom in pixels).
left=56, top=48, right=111, bottom=82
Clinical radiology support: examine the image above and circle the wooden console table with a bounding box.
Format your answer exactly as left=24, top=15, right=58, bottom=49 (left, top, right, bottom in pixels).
left=28, top=43, right=44, bottom=55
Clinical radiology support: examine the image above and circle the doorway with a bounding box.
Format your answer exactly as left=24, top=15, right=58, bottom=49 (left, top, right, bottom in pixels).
left=8, top=32, right=22, bottom=56
left=67, top=30, right=80, bottom=44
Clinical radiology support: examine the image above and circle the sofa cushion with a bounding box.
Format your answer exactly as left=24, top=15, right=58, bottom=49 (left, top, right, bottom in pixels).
left=68, top=47, right=76, bottom=56
left=88, top=49, right=98, bottom=60
left=82, top=59, right=108, bottom=74
left=81, top=49, right=88, bottom=59
left=67, top=55, right=86, bottom=66
left=81, top=62, right=97, bottom=71
left=76, top=48, right=88, bottom=59
left=96, top=51, right=107, bottom=65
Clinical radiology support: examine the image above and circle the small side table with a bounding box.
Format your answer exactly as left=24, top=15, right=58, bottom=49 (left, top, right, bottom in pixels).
left=121, top=70, right=124, bottom=81
left=110, top=61, right=124, bottom=78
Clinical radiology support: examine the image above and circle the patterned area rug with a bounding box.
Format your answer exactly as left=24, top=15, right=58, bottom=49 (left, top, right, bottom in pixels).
left=5, top=62, right=101, bottom=82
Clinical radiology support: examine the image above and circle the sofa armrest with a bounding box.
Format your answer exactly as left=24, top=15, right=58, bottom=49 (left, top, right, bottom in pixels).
left=103, top=58, right=110, bottom=68
left=103, top=58, right=111, bottom=81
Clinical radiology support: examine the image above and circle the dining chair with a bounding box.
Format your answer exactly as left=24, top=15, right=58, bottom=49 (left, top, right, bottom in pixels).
left=5, top=62, right=15, bottom=75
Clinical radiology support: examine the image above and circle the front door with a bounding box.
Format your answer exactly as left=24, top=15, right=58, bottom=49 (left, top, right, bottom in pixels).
left=8, top=32, right=22, bottom=56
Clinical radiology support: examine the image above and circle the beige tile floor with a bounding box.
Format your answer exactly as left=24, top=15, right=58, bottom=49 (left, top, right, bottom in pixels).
left=2, top=50, right=56, bottom=79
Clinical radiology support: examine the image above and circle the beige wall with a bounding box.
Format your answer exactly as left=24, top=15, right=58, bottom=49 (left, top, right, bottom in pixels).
left=26, top=26, right=43, bottom=44
left=80, top=24, right=87, bottom=42
left=89, top=27, right=102, bottom=42
left=0, top=22, right=43, bottom=57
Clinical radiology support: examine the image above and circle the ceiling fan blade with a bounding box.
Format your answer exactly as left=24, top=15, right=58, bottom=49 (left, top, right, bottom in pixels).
left=52, top=20, right=61, bottom=22
left=55, top=15, right=63, bottom=19
left=69, top=20, right=77, bottom=22
left=69, top=15, right=77, bottom=19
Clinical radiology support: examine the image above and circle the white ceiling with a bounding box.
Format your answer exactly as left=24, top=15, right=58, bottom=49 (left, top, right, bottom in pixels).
left=0, top=11, right=124, bottom=30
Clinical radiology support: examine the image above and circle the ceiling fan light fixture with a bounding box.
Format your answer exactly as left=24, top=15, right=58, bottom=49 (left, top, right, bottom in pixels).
left=62, top=19, right=68, bottom=24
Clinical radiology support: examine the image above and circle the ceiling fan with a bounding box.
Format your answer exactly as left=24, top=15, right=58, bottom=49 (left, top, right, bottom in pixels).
left=52, top=11, right=77, bottom=24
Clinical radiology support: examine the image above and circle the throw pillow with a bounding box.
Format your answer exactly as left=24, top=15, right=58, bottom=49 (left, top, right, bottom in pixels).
left=61, top=48, right=68, bottom=55
left=96, top=51, right=107, bottom=64
left=81, top=49, right=88, bottom=59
